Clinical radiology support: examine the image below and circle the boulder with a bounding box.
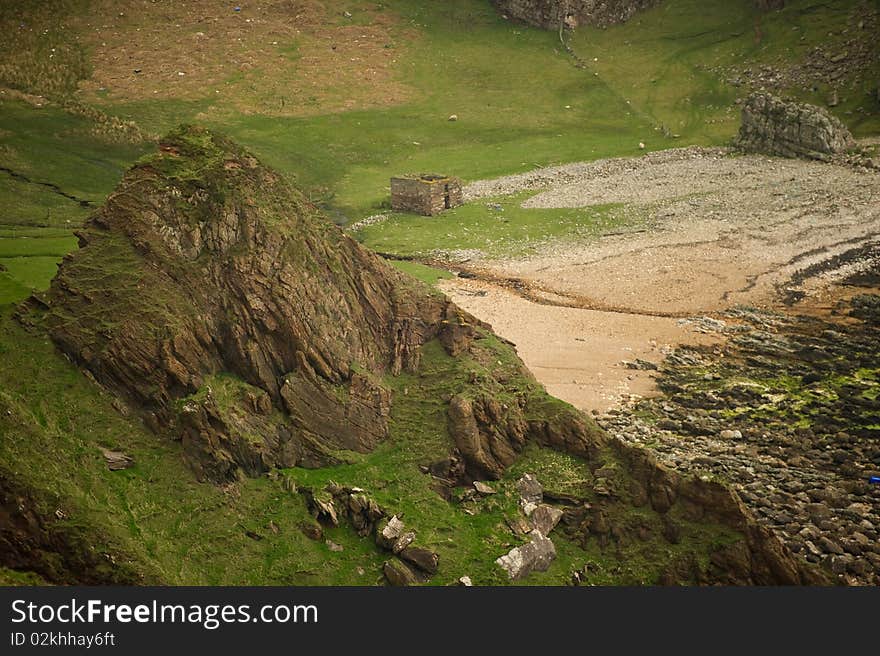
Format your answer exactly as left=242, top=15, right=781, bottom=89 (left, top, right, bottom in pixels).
left=42, top=126, right=484, bottom=484
left=383, top=560, right=419, bottom=586
left=473, top=481, right=496, bottom=495
left=399, top=546, right=440, bottom=575
left=304, top=490, right=338, bottom=526
left=347, top=492, right=384, bottom=537
left=392, top=531, right=415, bottom=554
left=530, top=504, right=563, bottom=536
left=496, top=532, right=557, bottom=580
left=375, top=515, right=405, bottom=550
left=735, top=92, right=855, bottom=160
left=100, top=448, right=134, bottom=471
left=516, top=473, right=543, bottom=506
left=299, top=521, right=323, bottom=541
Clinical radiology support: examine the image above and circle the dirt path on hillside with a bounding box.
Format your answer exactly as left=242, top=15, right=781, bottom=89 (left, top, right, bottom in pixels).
left=440, top=147, right=880, bottom=413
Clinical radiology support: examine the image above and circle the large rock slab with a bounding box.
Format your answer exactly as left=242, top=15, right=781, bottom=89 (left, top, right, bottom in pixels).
left=735, top=92, right=855, bottom=160
left=496, top=532, right=557, bottom=580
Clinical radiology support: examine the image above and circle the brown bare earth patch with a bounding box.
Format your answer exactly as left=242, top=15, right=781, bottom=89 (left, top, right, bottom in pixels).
left=439, top=277, right=722, bottom=414
left=70, top=0, right=412, bottom=116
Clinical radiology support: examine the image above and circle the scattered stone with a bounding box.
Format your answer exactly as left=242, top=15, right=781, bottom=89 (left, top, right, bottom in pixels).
left=622, top=358, right=658, bottom=370
left=376, top=515, right=405, bottom=550
left=492, top=0, right=660, bottom=30
left=448, top=114, right=458, bottom=122
left=496, top=532, right=557, bottom=580
left=100, top=448, right=134, bottom=471
left=457, top=576, right=473, bottom=586
left=383, top=559, right=419, bottom=586
left=516, top=473, right=543, bottom=513
left=819, top=536, right=844, bottom=555
left=399, top=546, right=440, bottom=575
left=530, top=504, right=563, bottom=536
left=599, top=296, right=880, bottom=585
left=326, top=539, right=344, bottom=552
left=473, top=481, right=496, bottom=495
left=300, top=521, right=323, bottom=541
left=392, top=531, right=415, bottom=554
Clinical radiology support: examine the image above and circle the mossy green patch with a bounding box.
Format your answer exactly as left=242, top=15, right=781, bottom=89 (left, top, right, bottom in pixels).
left=388, top=260, right=454, bottom=286
left=357, top=193, right=630, bottom=260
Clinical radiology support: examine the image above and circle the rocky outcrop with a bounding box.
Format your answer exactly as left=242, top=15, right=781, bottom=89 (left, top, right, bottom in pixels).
left=497, top=532, right=557, bottom=580
left=492, top=0, right=661, bottom=30
left=40, top=126, right=477, bottom=483
left=735, top=92, right=855, bottom=160
left=448, top=393, right=606, bottom=481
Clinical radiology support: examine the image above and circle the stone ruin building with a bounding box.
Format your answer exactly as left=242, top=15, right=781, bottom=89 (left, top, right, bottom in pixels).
left=390, top=174, right=463, bottom=216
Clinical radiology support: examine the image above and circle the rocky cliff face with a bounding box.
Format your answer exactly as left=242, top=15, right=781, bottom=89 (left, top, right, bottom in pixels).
left=43, top=126, right=476, bottom=481
left=492, top=0, right=660, bottom=30
left=735, top=92, right=855, bottom=160
left=34, top=126, right=827, bottom=584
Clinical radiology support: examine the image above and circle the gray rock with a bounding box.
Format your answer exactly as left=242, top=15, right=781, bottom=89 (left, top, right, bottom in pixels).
left=392, top=531, right=415, bottom=554
left=473, top=481, right=496, bottom=495
left=310, top=492, right=338, bottom=526
left=376, top=515, right=405, bottom=549
left=530, top=504, right=563, bottom=536
left=735, top=92, right=855, bottom=160
left=100, top=448, right=134, bottom=471
left=516, top=473, right=543, bottom=515
left=496, top=532, right=557, bottom=580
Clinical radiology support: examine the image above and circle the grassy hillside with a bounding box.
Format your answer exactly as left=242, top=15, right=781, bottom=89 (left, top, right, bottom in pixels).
left=2, top=305, right=743, bottom=585
left=0, top=0, right=875, bottom=585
